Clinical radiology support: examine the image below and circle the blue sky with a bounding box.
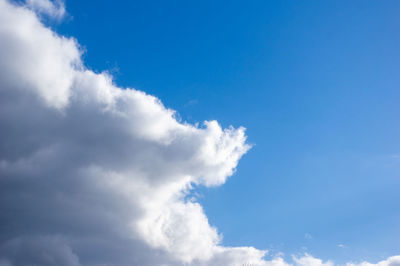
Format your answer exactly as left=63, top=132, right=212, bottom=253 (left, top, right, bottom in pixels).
left=0, top=0, right=396, bottom=265
left=51, top=0, right=400, bottom=264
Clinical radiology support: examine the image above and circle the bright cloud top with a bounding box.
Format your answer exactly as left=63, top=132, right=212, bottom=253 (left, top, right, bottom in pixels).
left=0, top=1, right=398, bottom=266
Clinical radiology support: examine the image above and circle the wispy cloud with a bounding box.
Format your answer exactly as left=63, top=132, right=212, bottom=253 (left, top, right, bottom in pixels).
left=25, top=0, right=66, bottom=20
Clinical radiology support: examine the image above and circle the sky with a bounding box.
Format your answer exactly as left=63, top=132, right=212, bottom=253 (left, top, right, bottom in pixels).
left=0, top=0, right=399, bottom=266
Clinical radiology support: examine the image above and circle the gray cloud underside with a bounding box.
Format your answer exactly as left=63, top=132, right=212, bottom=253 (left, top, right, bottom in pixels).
left=0, top=1, right=398, bottom=265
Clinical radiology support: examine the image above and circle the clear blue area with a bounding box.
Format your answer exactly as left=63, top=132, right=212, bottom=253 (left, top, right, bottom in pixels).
left=55, top=0, right=400, bottom=263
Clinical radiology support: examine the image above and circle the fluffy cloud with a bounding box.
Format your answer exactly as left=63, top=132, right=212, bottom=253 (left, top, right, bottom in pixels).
left=293, top=254, right=333, bottom=266
left=0, top=0, right=259, bottom=265
left=346, top=256, right=400, bottom=266
left=0, top=1, right=398, bottom=266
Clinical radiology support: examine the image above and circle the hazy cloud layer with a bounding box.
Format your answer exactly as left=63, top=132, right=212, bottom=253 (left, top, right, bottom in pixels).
left=0, top=1, right=398, bottom=265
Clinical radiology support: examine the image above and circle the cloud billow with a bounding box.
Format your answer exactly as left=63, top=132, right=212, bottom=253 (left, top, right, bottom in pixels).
left=0, top=1, right=398, bottom=266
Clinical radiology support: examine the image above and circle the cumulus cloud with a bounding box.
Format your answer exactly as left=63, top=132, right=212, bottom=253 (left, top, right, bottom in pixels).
left=0, top=1, right=398, bottom=265
left=346, top=256, right=400, bottom=266
left=293, top=254, right=333, bottom=266
left=0, top=0, right=259, bottom=265
left=0, top=236, right=81, bottom=266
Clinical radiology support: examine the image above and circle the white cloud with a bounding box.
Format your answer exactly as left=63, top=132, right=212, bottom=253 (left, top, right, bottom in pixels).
left=0, top=0, right=260, bottom=265
left=293, top=254, right=334, bottom=266
left=25, top=0, right=66, bottom=20
left=0, top=0, right=79, bottom=108
left=346, top=256, right=400, bottom=266
left=0, top=1, right=398, bottom=266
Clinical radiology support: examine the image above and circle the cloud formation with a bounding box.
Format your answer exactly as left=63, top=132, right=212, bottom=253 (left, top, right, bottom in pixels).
left=0, top=1, right=398, bottom=265
left=346, top=256, right=400, bottom=266
left=25, top=0, right=65, bottom=20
